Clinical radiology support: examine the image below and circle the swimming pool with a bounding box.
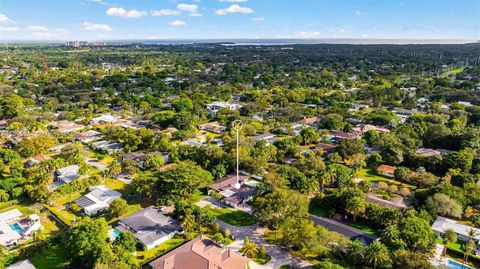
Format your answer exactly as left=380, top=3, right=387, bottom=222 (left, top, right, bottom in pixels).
left=447, top=259, right=477, bottom=269
left=108, top=229, right=122, bottom=240
left=9, top=223, right=25, bottom=235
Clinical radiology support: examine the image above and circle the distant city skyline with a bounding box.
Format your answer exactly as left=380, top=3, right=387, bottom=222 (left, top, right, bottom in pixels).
left=0, top=0, right=479, bottom=41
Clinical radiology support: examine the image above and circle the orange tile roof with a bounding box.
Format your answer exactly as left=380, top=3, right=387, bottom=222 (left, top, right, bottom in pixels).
left=149, top=235, right=249, bottom=269
left=377, top=165, right=396, bottom=174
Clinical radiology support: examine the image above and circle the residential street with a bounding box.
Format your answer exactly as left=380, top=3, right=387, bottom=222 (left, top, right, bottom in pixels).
left=215, top=220, right=312, bottom=269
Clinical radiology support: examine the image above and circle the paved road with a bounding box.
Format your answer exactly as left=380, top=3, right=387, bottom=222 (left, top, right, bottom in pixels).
left=216, top=220, right=312, bottom=269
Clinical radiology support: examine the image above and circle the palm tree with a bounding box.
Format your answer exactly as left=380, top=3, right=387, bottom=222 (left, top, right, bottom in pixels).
left=346, top=240, right=365, bottom=266
left=181, top=214, right=196, bottom=233
left=0, top=190, right=9, bottom=202
left=345, top=196, right=365, bottom=222
left=442, top=229, right=457, bottom=257
left=464, top=229, right=477, bottom=266
left=365, top=241, right=391, bottom=269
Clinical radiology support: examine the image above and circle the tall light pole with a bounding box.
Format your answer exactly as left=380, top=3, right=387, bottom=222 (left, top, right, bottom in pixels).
left=232, top=120, right=243, bottom=189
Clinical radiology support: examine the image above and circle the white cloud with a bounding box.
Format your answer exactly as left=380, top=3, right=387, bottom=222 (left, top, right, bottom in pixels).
left=294, top=31, right=321, bottom=38
left=177, top=3, right=198, bottom=13
left=0, top=12, right=11, bottom=24
left=151, top=9, right=182, bottom=16
left=27, top=25, right=69, bottom=39
left=106, top=7, right=146, bottom=18
left=0, top=26, right=19, bottom=32
left=28, top=25, right=48, bottom=32
left=83, top=22, right=111, bottom=31
left=215, top=4, right=253, bottom=15
left=219, top=0, right=247, bottom=2
left=168, top=19, right=186, bottom=26
left=251, top=16, right=264, bottom=21
left=356, top=10, right=364, bottom=16
left=88, top=0, right=106, bottom=4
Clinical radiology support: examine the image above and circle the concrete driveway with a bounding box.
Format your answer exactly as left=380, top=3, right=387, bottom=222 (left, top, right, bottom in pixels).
left=85, top=157, right=107, bottom=171
left=216, top=220, right=312, bottom=269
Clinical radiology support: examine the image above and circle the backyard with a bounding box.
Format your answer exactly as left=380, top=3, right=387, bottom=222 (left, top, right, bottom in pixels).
left=29, top=244, right=71, bottom=269
left=136, top=235, right=187, bottom=265
left=356, top=168, right=416, bottom=189
left=203, top=205, right=257, bottom=226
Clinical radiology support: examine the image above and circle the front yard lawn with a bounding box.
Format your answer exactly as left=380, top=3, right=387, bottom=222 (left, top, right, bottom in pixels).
left=203, top=205, right=256, bottom=226
left=30, top=244, right=71, bottom=269
left=309, top=204, right=329, bottom=217
left=356, top=169, right=416, bottom=189
left=136, top=235, right=187, bottom=265
left=350, top=221, right=379, bottom=235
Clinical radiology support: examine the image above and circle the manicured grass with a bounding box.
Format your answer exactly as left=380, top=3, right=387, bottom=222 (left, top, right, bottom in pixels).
left=188, top=189, right=208, bottom=204
left=356, top=169, right=416, bottom=189
left=350, top=221, right=378, bottom=235
left=136, top=235, right=187, bottom=265
left=30, top=244, right=71, bottom=269
left=46, top=193, right=83, bottom=227
left=203, top=205, right=257, bottom=226
left=105, top=178, right=127, bottom=193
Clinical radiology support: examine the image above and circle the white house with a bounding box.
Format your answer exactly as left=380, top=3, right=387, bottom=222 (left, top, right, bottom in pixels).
left=0, top=210, right=42, bottom=247
left=91, top=114, right=119, bottom=125
left=206, top=102, right=242, bottom=114
left=74, top=185, right=122, bottom=215
left=432, top=217, right=480, bottom=255
left=55, top=165, right=80, bottom=184
left=118, top=206, right=181, bottom=250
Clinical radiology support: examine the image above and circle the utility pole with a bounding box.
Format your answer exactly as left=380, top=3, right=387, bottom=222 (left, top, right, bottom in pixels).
left=232, top=120, right=244, bottom=189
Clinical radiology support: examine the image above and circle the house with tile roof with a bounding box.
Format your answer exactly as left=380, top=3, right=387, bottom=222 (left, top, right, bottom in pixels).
left=149, top=235, right=249, bottom=269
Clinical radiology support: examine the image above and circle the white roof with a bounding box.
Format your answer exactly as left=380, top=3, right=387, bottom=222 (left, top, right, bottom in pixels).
left=0, top=222, right=22, bottom=246
left=432, top=217, right=480, bottom=240
left=91, top=114, right=118, bottom=123
left=0, top=209, right=22, bottom=223
left=7, top=260, right=36, bottom=269
left=220, top=189, right=237, bottom=198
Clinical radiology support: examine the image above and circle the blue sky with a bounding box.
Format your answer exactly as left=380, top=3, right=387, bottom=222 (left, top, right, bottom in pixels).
left=0, top=0, right=479, bottom=40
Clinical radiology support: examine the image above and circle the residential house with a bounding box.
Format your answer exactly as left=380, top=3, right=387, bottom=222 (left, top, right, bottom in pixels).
left=252, top=133, right=278, bottom=145
left=330, top=130, right=362, bottom=141
left=315, top=143, right=336, bottom=154
left=365, top=193, right=408, bottom=212
left=0, top=210, right=42, bottom=247
left=352, top=124, right=390, bottom=134
left=118, top=206, right=181, bottom=250
left=24, top=155, right=51, bottom=168
left=198, top=121, right=227, bottom=134
left=72, top=130, right=103, bottom=143
left=299, top=116, right=322, bottom=126
left=209, top=174, right=257, bottom=208
left=90, top=114, right=119, bottom=125
left=377, top=165, right=396, bottom=178
left=206, top=102, right=242, bottom=114
left=55, top=165, right=80, bottom=184
left=415, top=148, right=451, bottom=157
left=392, top=108, right=419, bottom=122
left=432, top=217, right=480, bottom=255
left=149, top=235, right=249, bottom=269
left=308, top=215, right=378, bottom=246
left=7, top=259, right=36, bottom=269
left=91, top=140, right=123, bottom=153
left=53, top=121, right=85, bottom=133
left=74, top=185, right=122, bottom=216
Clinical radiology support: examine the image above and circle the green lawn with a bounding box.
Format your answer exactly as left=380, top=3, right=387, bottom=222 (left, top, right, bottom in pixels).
left=350, top=221, right=378, bottom=235
left=46, top=193, right=83, bottom=227
left=136, top=236, right=187, bottom=265
left=187, top=189, right=208, bottom=204
left=203, top=205, right=257, bottom=226
left=252, top=254, right=272, bottom=265
left=30, top=244, right=71, bottom=269
left=356, top=169, right=416, bottom=189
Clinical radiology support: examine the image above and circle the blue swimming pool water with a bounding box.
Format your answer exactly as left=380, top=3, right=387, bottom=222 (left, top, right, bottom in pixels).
left=109, top=229, right=121, bottom=240
left=53, top=181, right=64, bottom=187
left=9, top=223, right=25, bottom=235
left=447, top=259, right=477, bottom=269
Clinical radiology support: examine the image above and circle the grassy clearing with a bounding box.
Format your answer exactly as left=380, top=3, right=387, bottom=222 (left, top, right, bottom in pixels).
left=350, top=221, right=378, bottom=235
left=308, top=204, right=329, bottom=217
left=203, top=205, right=256, bottom=226
left=356, top=169, right=416, bottom=189
left=188, top=189, right=208, bottom=204
left=136, top=235, right=187, bottom=265
left=46, top=193, right=82, bottom=227
left=29, top=244, right=71, bottom=269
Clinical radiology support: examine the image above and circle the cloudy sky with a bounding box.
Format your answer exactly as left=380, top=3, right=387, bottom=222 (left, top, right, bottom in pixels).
left=0, top=0, right=479, bottom=40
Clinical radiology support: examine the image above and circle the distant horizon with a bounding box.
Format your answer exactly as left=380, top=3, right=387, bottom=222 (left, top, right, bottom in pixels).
left=3, top=38, right=479, bottom=45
